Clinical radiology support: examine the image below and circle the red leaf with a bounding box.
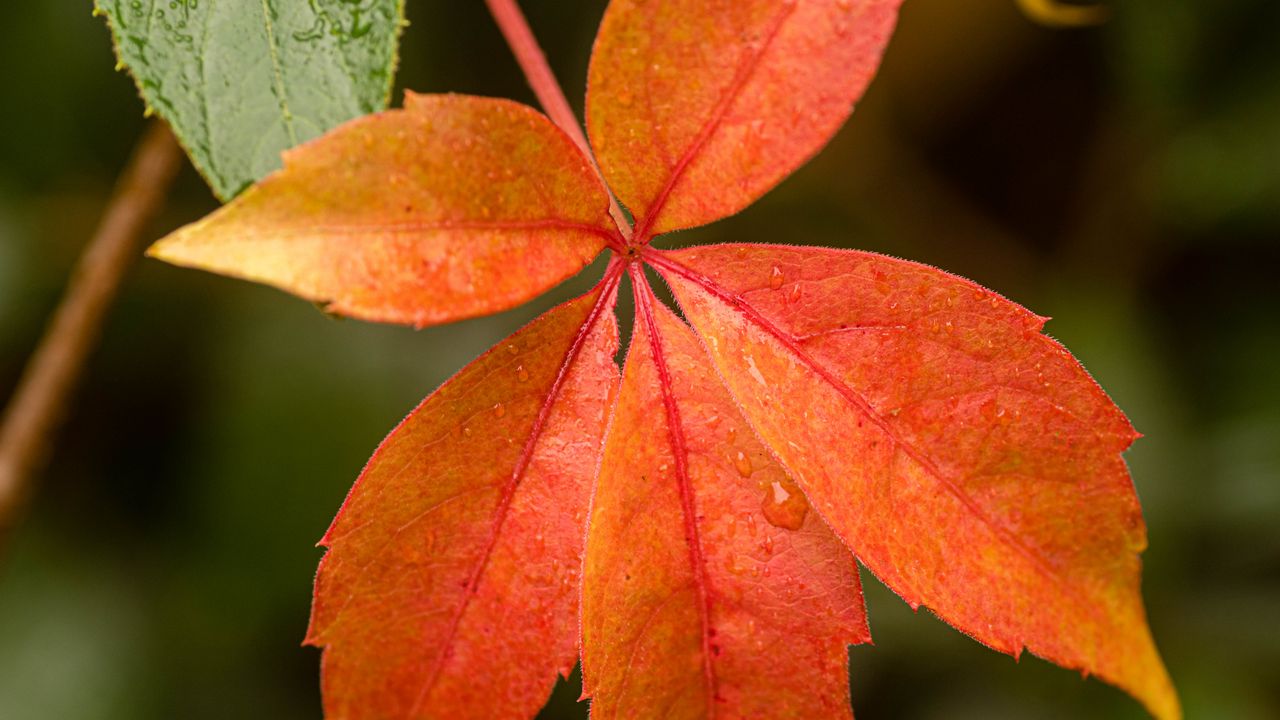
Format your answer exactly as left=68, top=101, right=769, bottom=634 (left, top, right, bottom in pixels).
left=149, top=1, right=1180, bottom=716
left=305, top=277, right=621, bottom=718
left=587, top=0, right=902, bottom=238
left=651, top=244, right=1178, bottom=719
left=150, top=94, right=618, bottom=327
left=581, top=273, right=868, bottom=718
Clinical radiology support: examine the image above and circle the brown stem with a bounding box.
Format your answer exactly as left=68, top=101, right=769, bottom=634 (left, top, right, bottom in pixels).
left=0, top=120, right=182, bottom=542
left=484, top=0, right=633, bottom=240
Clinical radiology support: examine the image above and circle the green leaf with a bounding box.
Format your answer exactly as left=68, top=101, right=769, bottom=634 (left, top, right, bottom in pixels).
left=95, top=0, right=405, bottom=200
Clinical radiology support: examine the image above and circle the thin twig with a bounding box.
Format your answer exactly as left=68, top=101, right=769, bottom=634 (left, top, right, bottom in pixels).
left=484, top=0, right=633, bottom=241
left=0, top=120, right=182, bottom=544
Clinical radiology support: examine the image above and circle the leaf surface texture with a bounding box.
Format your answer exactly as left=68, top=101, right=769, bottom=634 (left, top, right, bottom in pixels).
left=151, top=95, right=616, bottom=327
left=96, top=0, right=404, bottom=199
left=306, top=286, right=620, bottom=719
left=582, top=285, right=868, bottom=718
left=656, top=244, right=1178, bottom=720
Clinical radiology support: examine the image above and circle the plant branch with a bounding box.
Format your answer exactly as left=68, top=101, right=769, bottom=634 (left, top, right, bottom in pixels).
left=0, top=120, right=182, bottom=543
left=483, top=0, right=633, bottom=241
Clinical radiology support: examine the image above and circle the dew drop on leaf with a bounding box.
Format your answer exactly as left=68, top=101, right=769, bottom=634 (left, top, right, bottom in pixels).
left=516, top=365, right=530, bottom=382
left=769, top=266, right=784, bottom=290
left=724, top=554, right=742, bottom=575
left=734, top=451, right=753, bottom=478
left=761, top=478, right=809, bottom=531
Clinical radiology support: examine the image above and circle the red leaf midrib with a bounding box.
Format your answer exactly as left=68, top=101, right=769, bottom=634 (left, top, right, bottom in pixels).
left=629, top=1, right=797, bottom=245
left=643, top=249, right=1108, bottom=629
left=631, top=265, right=720, bottom=715
left=406, top=259, right=625, bottom=715
left=249, top=217, right=621, bottom=243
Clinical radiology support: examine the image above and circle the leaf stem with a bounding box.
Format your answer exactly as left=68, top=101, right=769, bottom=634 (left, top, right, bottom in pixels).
left=0, top=120, right=182, bottom=546
left=483, top=0, right=633, bottom=242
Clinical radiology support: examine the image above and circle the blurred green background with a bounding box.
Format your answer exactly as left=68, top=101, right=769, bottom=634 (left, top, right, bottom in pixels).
left=2, top=0, right=1277, bottom=717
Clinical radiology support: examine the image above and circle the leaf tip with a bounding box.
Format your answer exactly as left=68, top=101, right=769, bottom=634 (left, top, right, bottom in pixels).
left=143, top=238, right=170, bottom=261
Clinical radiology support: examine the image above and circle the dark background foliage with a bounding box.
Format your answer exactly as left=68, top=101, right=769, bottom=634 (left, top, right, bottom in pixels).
left=1, top=1, right=1277, bottom=717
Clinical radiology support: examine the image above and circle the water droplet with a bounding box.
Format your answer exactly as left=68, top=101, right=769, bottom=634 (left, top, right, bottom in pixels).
left=727, top=427, right=738, bottom=444
left=462, top=426, right=473, bottom=438
left=761, top=534, right=775, bottom=555
left=788, top=283, right=802, bottom=304
left=724, top=555, right=743, bottom=575
left=517, top=365, right=529, bottom=382
left=979, top=399, right=1000, bottom=422
left=761, top=477, right=809, bottom=531
left=507, top=344, right=519, bottom=356
left=734, top=451, right=753, bottom=478
left=493, top=402, right=506, bottom=418
left=769, top=266, right=784, bottom=290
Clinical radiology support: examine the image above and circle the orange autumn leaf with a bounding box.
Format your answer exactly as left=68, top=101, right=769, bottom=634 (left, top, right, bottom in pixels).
left=581, top=273, right=867, bottom=718
left=305, top=279, right=621, bottom=718
left=652, top=244, right=1178, bottom=719
left=149, top=0, right=1179, bottom=718
left=151, top=94, right=619, bottom=327
left=587, top=0, right=900, bottom=237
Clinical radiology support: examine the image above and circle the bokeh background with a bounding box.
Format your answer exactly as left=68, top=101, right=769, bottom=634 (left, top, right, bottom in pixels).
left=2, top=0, right=1277, bottom=717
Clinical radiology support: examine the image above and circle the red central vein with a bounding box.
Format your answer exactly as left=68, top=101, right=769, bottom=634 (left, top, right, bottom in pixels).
left=290, top=218, right=625, bottom=251
left=631, top=264, right=719, bottom=714
left=631, top=2, right=797, bottom=245
left=409, top=257, right=625, bottom=714
left=641, top=249, right=1089, bottom=608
